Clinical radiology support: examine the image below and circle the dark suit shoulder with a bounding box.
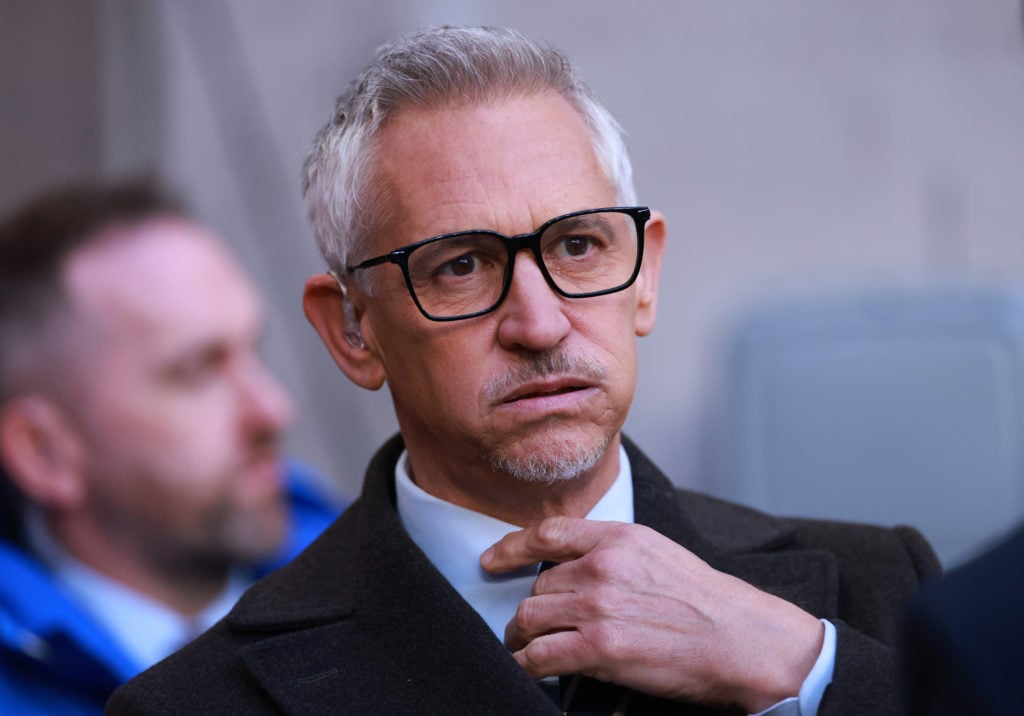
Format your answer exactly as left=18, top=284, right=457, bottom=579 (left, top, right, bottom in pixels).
left=914, top=524, right=1024, bottom=619
left=670, top=485, right=940, bottom=580
left=903, top=526, right=1024, bottom=715
left=788, top=516, right=940, bottom=644
left=786, top=516, right=940, bottom=581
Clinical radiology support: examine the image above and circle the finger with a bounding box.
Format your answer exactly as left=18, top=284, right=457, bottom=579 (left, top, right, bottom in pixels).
left=529, top=545, right=642, bottom=597
left=511, top=629, right=599, bottom=681
left=481, top=517, right=627, bottom=574
left=503, top=592, right=579, bottom=652
left=531, top=559, right=575, bottom=597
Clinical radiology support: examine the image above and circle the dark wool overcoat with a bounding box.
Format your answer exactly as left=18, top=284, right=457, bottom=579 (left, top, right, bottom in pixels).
left=107, top=435, right=939, bottom=715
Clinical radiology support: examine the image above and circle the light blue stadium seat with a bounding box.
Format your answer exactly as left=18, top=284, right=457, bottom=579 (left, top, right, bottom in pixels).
left=704, top=284, right=1024, bottom=568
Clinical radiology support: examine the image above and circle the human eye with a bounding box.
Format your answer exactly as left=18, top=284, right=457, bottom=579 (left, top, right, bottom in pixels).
left=556, top=233, right=601, bottom=258
left=545, top=219, right=613, bottom=261
left=437, top=251, right=483, bottom=277
left=411, top=235, right=502, bottom=285
left=162, top=344, right=229, bottom=388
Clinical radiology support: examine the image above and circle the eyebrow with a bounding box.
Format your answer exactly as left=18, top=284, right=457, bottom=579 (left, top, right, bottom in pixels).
left=546, top=214, right=616, bottom=233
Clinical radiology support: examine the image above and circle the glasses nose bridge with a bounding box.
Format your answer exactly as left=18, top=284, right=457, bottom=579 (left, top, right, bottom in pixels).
left=502, top=227, right=550, bottom=281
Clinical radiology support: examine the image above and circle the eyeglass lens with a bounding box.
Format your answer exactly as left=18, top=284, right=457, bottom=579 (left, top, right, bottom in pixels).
left=406, top=210, right=639, bottom=319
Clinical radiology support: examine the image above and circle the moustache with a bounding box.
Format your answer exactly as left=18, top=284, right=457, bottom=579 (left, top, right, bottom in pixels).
left=245, top=428, right=283, bottom=461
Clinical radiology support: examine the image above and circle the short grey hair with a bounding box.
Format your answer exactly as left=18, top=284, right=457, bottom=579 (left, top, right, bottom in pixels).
left=301, top=25, right=636, bottom=274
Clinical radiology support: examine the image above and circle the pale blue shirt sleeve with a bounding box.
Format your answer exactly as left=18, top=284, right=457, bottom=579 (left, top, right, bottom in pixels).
left=749, top=619, right=836, bottom=716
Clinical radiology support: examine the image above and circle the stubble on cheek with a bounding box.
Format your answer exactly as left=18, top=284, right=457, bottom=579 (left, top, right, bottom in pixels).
left=202, top=492, right=289, bottom=563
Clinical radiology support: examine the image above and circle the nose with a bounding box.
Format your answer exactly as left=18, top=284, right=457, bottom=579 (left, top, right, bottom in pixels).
left=237, top=354, right=296, bottom=438
left=495, top=250, right=571, bottom=352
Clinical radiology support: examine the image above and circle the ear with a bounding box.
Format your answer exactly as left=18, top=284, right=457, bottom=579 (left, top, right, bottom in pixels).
left=634, top=209, right=666, bottom=337
left=0, top=396, right=87, bottom=510
left=303, top=273, right=386, bottom=390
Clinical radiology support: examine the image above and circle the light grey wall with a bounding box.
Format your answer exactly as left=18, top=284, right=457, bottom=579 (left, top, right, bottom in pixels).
left=4, top=1, right=1024, bottom=564
left=0, top=0, right=103, bottom=208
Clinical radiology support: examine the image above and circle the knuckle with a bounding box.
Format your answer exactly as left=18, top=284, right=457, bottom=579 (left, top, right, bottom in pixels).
left=526, top=635, right=558, bottom=664
left=586, top=549, right=621, bottom=578
left=586, top=621, right=624, bottom=656
left=577, top=586, right=617, bottom=619
left=518, top=634, right=561, bottom=677
left=534, top=516, right=571, bottom=549
left=515, top=643, right=544, bottom=676
left=513, top=597, right=541, bottom=631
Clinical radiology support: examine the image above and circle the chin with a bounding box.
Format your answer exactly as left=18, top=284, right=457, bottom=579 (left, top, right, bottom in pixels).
left=222, top=502, right=290, bottom=561
left=486, top=426, right=611, bottom=484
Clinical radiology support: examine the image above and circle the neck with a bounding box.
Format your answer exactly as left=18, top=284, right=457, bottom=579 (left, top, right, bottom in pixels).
left=45, top=515, right=229, bottom=617
left=403, top=434, right=622, bottom=526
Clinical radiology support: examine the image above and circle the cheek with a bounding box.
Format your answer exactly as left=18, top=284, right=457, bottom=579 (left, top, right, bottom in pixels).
left=575, top=299, right=639, bottom=360
left=571, top=303, right=641, bottom=404
left=86, top=388, right=240, bottom=480
left=85, top=426, right=237, bottom=536
left=381, top=319, right=492, bottom=396
left=391, top=344, right=486, bottom=421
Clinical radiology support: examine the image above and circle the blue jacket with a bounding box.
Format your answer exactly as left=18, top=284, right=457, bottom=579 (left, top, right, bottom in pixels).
left=0, top=461, right=345, bottom=715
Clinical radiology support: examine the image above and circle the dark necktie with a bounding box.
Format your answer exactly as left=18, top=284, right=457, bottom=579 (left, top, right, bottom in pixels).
left=559, top=673, right=634, bottom=714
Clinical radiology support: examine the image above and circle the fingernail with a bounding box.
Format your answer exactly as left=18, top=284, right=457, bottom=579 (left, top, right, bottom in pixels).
left=480, top=546, right=494, bottom=566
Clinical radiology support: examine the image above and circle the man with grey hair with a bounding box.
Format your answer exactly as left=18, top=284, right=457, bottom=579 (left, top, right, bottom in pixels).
left=110, top=26, right=937, bottom=715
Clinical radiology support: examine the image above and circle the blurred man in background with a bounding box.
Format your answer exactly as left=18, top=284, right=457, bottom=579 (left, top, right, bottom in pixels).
left=0, top=178, right=345, bottom=714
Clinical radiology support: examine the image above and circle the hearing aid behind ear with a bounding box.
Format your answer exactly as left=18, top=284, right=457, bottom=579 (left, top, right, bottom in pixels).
left=327, top=270, right=366, bottom=349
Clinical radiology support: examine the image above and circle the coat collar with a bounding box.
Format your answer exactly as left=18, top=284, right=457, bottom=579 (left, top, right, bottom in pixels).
left=227, top=434, right=838, bottom=713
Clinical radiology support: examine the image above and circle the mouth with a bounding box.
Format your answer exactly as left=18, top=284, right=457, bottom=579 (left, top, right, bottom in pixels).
left=241, top=454, right=285, bottom=493
left=499, top=377, right=594, bottom=406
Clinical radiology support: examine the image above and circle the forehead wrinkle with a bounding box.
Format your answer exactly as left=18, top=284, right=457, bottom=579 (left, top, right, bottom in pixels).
left=372, top=94, right=614, bottom=251
left=373, top=166, right=498, bottom=250
left=380, top=157, right=596, bottom=245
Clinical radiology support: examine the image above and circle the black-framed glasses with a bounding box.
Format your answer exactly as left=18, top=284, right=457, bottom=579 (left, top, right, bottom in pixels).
left=346, top=206, right=650, bottom=321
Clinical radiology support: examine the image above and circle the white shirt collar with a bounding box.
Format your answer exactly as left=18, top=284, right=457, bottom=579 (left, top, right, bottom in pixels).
left=395, top=444, right=633, bottom=640
left=26, top=510, right=249, bottom=671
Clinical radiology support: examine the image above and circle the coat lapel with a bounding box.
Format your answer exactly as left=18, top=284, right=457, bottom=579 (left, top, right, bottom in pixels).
left=229, top=435, right=560, bottom=715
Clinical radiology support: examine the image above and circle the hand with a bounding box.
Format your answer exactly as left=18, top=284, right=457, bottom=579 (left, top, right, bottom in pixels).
left=480, top=517, right=824, bottom=712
